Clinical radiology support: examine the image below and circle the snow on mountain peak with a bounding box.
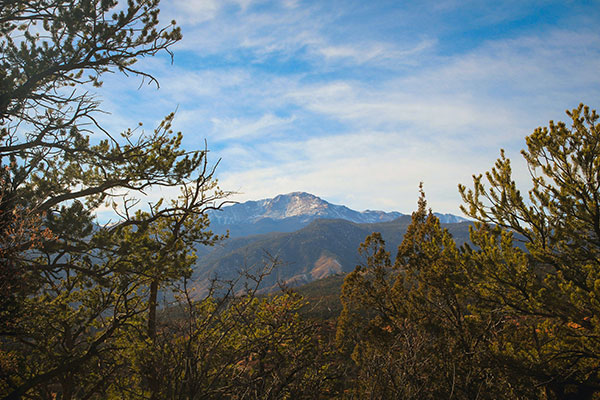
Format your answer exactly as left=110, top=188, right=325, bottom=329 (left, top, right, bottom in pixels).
left=207, top=192, right=467, bottom=231
left=265, top=192, right=330, bottom=219
left=208, top=192, right=403, bottom=227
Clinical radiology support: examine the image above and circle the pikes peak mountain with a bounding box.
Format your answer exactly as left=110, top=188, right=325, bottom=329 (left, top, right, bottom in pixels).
left=208, top=192, right=466, bottom=237
left=190, top=192, right=470, bottom=294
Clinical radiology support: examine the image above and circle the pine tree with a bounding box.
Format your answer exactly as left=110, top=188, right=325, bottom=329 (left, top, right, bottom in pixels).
left=337, top=188, right=521, bottom=399
left=460, top=104, right=600, bottom=399
left=0, top=1, right=228, bottom=398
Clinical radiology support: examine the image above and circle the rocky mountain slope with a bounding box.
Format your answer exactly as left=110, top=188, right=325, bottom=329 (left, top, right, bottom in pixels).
left=192, top=215, right=472, bottom=296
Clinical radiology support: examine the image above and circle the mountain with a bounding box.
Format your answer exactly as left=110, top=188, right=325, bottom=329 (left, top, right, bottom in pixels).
left=207, top=192, right=467, bottom=237
left=191, top=216, right=473, bottom=296
left=190, top=192, right=471, bottom=296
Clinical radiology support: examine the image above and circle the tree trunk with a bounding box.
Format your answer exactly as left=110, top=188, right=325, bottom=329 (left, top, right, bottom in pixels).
left=148, top=279, right=158, bottom=341
left=147, top=279, right=159, bottom=400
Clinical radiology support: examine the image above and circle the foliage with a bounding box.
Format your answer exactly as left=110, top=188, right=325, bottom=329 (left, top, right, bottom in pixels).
left=295, top=273, right=345, bottom=321
left=107, top=266, right=341, bottom=400
left=4, top=0, right=599, bottom=398
left=0, top=1, right=228, bottom=398
left=338, top=105, right=600, bottom=399
left=459, top=104, right=600, bottom=399
left=337, top=188, right=525, bottom=399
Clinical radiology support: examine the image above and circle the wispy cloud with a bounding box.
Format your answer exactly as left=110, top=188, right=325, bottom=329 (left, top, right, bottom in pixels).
left=90, top=1, right=600, bottom=215
left=211, top=113, right=296, bottom=140
left=166, top=0, right=263, bottom=24
left=317, top=38, right=436, bottom=65
left=215, top=130, right=500, bottom=213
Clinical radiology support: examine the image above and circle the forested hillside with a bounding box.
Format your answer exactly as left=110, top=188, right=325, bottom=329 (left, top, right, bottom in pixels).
left=191, top=216, right=472, bottom=295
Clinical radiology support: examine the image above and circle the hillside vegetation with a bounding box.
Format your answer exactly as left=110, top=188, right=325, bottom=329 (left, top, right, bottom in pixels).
left=191, top=216, right=472, bottom=295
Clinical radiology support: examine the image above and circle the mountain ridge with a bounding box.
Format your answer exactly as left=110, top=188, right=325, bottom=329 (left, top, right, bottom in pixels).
left=191, top=216, right=472, bottom=296
left=207, top=192, right=467, bottom=237
left=190, top=192, right=471, bottom=296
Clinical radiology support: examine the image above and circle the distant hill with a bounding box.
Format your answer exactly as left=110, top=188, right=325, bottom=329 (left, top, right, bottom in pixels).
left=191, top=215, right=473, bottom=296
left=207, top=192, right=467, bottom=237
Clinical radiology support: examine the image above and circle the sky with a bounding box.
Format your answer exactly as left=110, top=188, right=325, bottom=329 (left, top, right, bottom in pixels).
left=95, top=0, right=600, bottom=216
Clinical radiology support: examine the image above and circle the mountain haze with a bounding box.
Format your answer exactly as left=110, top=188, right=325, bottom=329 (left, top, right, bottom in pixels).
left=192, top=215, right=472, bottom=295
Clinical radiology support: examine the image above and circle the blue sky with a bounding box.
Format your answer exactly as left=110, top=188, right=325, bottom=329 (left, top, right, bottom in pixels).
left=96, top=0, right=600, bottom=215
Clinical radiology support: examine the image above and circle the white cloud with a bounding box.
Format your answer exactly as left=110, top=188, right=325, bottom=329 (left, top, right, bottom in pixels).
left=211, top=113, right=296, bottom=140
left=168, top=1, right=433, bottom=69
left=215, top=130, right=506, bottom=214
left=318, top=38, right=436, bottom=65
left=170, top=2, right=321, bottom=57
left=286, top=81, right=520, bottom=146
left=232, top=0, right=256, bottom=11
left=287, top=29, right=600, bottom=143
left=170, top=0, right=220, bottom=24
left=283, top=0, right=300, bottom=9
left=87, top=2, right=600, bottom=216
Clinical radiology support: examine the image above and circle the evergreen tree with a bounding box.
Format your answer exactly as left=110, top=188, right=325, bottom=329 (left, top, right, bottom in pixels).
left=0, top=1, right=228, bottom=398
left=337, top=188, right=522, bottom=399
left=459, top=104, right=600, bottom=399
